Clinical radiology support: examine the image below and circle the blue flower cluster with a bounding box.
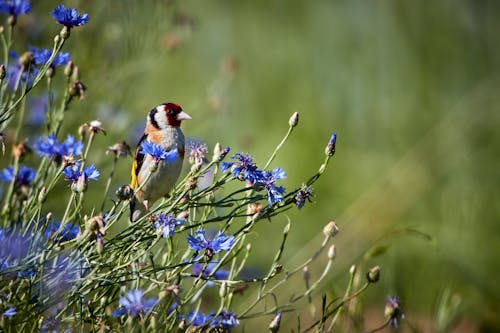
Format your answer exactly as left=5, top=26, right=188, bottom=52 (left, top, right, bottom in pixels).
left=0, top=0, right=30, bottom=17
left=112, top=289, right=158, bottom=318
left=221, top=153, right=287, bottom=205
left=44, top=221, right=80, bottom=242
left=140, top=140, right=179, bottom=162
left=187, top=229, right=234, bottom=255
left=153, top=213, right=186, bottom=238
left=62, top=162, right=99, bottom=182
left=0, top=165, right=35, bottom=186
left=33, top=134, right=83, bottom=160
left=180, top=310, right=239, bottom=329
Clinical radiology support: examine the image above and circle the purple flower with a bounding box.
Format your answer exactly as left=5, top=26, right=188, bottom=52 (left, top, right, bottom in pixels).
left=187, top=229, right=235, bottom=255
left=112, top=289, right=158, bottom=318
left=51, top=5, right=89, bottom=28
left=211, top=310, right=240, bottom=329
left=221, top=153, right=264, bottom=184
left=3, top=307, right=16, bottom=317
left=0, top=165, right=35, bottom=186
left=257, top=167, right=286, bottom=206
left=140, top=140, right=179, bottom=162
left=192, top=262, right=230, bottom=285
left=326, top=132, right=337, bottom=156
left=180, top=311, right=215, bottom=327
left=44, top=221, right=80, bottom=242
left=29, top=46, right=70, bottom=67
left=187, top=140, right=208, bottom=165
left=33, top=134, right=83, bottom=160
left=153, top=213, right=185, bottom=238
left=63, top=162, right=99, bottom=182
left=385, top=296, right=404, bottom=328
left=295, top=184, right=313, bottom=209
left=0, top=0, right=30, bottom=16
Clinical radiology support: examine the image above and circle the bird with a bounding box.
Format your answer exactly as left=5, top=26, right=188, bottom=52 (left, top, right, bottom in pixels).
left=130, top=102, right=191, bottom=222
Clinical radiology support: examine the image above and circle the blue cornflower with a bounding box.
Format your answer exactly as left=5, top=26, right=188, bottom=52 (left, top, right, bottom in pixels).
left=187, top=229, right=235, bottom=255
left=112, top=289, right=158, bottom=318
left=44, top=221, right=80, bottom=242
left=385, top=296, right=404, bottom=328
left=140, top=140, right=179, bottom=162
left=29, top=46, right=70, bottom=67
left=211, top=310, right=240, bottom=329
left=33, top=134, right=83, bottom=160
left=153, top=213, right=185, bottom=238
left=2, top=307, right=16, bottom=317
left=326, top=132, right=337, bottom=156
left=257, top=167, right=286, bottom=206
left=180, top=311, right=215, bottom=327
left=221, top=153, right=264, bottom=184
left=192, top=263, right=230, bottom=285
left=63, top=162, right=99, bottom=182
left=0, top=0, right=30, bottom=16
left=0, top=165, right=35, bottom=186
left=51, top=5, right=89, bottom=28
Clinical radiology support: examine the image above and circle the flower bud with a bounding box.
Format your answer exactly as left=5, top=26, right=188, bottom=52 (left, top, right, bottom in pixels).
left=64, top=60, right=74, bottom=77
left=327, top=244, right=336, bottom=260
left=288, top=112, right=299, bottom=128
left=54, top=35, right=60, bottom=44
left=116, top=185, right=132, bottom=201
left=0, top=64, right=6, bottom=80
left=38, top=187, right=47, bottom=203
left=366, top=265, right=381, bottom=283
left=19, top=51, right=34, bottom=67
left=45, top=66, right=55, bottom=79
left=268, top=311, right=282, bottom=333
left=349, top=264, right=356, bottom=275
left=72, top=173, right=88, bottom=193
left=384, top=296, right=403, bottom=328
left=12, top=142, right=31, bottom=160
left=325, top=133, right=337, bottom=157
left=68, top=80, right=87, bottom=100
left=323, top=221, right=339, bottom=238
left=303, top=266, right=310, bottom=283
left=96, top=236, right=104, bottom=255
left=7, top=15, right=16, bottom=27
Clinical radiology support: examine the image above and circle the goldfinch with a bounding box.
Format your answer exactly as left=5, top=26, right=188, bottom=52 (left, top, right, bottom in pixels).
left=130, top=102, right=191, bottom=221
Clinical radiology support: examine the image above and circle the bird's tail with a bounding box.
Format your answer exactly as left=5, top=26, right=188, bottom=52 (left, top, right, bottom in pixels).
left=130, top=195, right=147, bottom=222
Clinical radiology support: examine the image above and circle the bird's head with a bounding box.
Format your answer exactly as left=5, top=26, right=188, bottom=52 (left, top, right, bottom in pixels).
left=149, top=102, right=192, bottom=129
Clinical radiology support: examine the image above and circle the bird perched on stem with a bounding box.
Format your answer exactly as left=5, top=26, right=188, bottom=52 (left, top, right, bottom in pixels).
left=130, top=102, right=191, bottom=222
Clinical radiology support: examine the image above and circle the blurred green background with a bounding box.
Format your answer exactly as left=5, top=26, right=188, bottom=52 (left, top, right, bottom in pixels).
left=14, top=0, right=500, bottom=331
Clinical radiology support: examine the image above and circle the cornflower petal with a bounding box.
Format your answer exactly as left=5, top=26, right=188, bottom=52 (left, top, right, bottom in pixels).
left=51, top=4, right=89, bottom=28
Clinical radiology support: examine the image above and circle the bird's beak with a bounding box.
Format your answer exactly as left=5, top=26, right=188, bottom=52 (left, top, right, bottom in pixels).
left=176, top=111, right=192, bottom=121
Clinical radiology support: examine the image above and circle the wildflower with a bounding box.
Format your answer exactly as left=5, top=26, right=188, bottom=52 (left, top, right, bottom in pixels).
left=0, top=0, right=30, bottom=17
left=325, top=133, right=337, bottom=156
left=112, top=289, right=159, bottom=318
left=385, top=296, right=404, bottom=328
left=33, top=134, right=83, bottom=160
left=192, top=262, right=230, bottom=285
left=153, top=213, right=186, bottom=238
left=63, top=162, right=99, bottom=182
left=44, top=221, right=80, bottom=242
left=212, top=310, right=240, bottom=329
left=29, top=47, right=70, bottom=67
left=0, top=165, right=35, bottom=186
left=51, top=5, right=89, bottom=28
left=221, top=153, right=263, bottom=184
left=79, top=120, right=106, bottom=136
left=295, top=184, right=313, bottom=209
left=106, top=141, right=131, bottom=158
left=256, top=167, right=286, bottom=206
left=2, top=307, right=16, bottom=317
left=140, top=140, right=179, bottom=163
left=187, top=140, right=208, bottom=166
left=181, top=311, right=215, bottom=327
left=187, top=229, right=235, bottom=255
left=269, top=311, right=282, bottom=333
